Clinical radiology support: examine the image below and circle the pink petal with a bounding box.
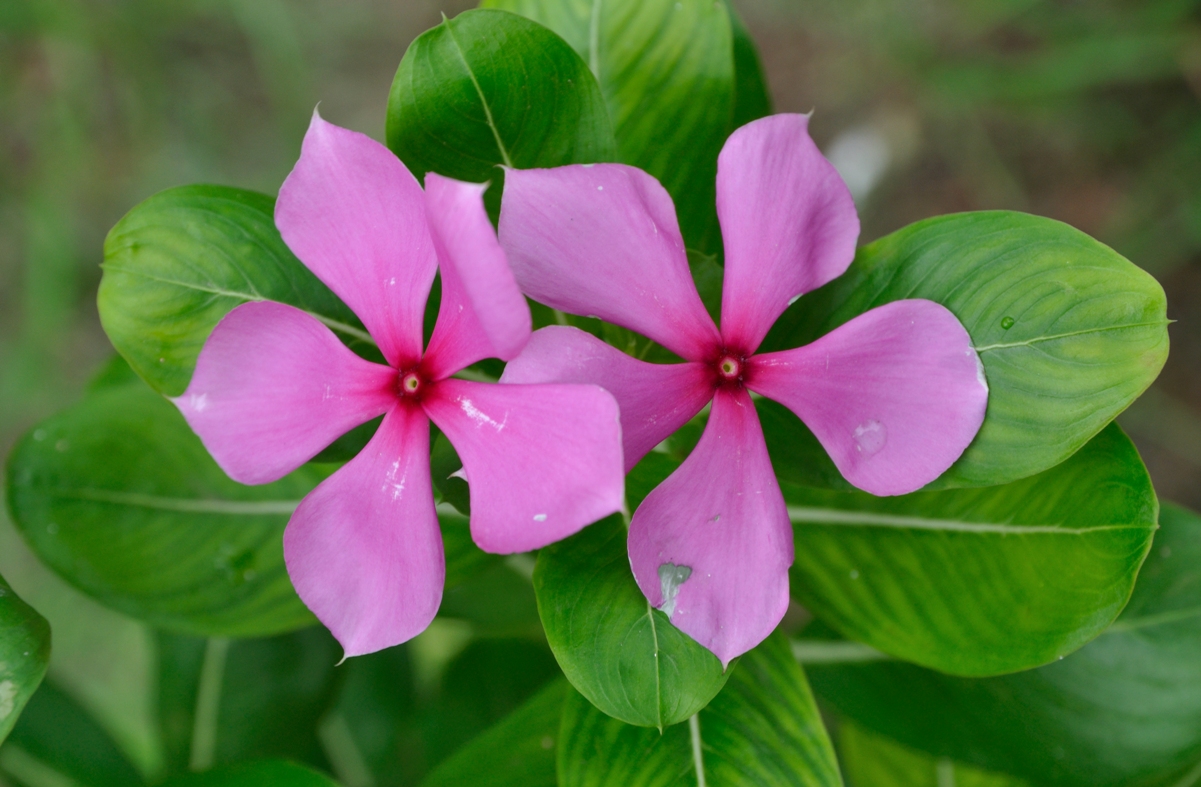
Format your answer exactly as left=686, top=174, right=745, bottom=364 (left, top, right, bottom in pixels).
left=746, top=299, right=988, bottom=496
left=276, top=111, right=437, bottom=368
left=499, top=165, right=721, bottom=362
left=499, top=326, right=714, bottom=471
left=628, top=387, right=793, bottom=667
left=716, top=114, right=860, bottom=354
left=174, top=301, right=396, bottom=485
left=422, top=173, right=532, bottom=380
left=284, top=404, right=443, bottom=657
left=422, top=379, right=624, bottom=553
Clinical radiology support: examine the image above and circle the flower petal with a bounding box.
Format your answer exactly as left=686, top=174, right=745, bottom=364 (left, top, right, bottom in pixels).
left=174, top=301, right=396, bottom=485
left=423, top=378, right=624, bottom=553
left=499, top=326, right=713, bottom=471
left=628, top=387, right=793, bottom=667
left=284, top=404, right=443, bottom=658
left=746, top=299, right=988, bottom=496
left=422, top=173, right=532, bottom=380
left=717, top=114, right=860, bottom=354
left=276, top=111, right=437, bottom=368
left=499, top=164, right=721, bottom=361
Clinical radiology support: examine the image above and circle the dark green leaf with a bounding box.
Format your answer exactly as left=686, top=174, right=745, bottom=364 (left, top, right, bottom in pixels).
left=5, top=381, right=321, bottom=636
left=0, top=574, right=49, bottom=746
left=482, top=0, right=734, bottom=250
left=534, top=515, right=729, bottom=728
left=157, top=628, right=341, bottom=774
left=838, top=722, right=1028, bottom=787
left=763, top=211, right=1170, bottom=489
left=725, top=0, right=772, bottom=130
left=387, top=8, right=615, bottom=216
left=439, top=561, right=541, bottom=637
left=557, top=633, right=842, bottom=786
left=159, top=760, right=339, bottom=787
left=1, top=680, right=144, bottom=786
left=98, top=185, right=365, bottom=397
left=421, top=679, right=567, bottom=787
left=789, top=422, right=1157, bottom=675
left=807, top=502, right=1201, bottom=787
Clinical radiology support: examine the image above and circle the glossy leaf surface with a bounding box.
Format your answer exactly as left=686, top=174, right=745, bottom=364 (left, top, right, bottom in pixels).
left=808, top=502, right=1201, bottom=787
left=789, top=423, right=1157, bottom=675
left=838, top=722, right=1029, bottom=787
left=481, top=0, right=734, bottom=249
left=764, top=211, right=1169, bottom=488
left=387, top=8, right=615, bottom=202
left=557, top=633, right=842, bottom=786
left=534, top=515, right=729, bottom=728
left=98, top=185, right=362, bottom=397
left=0, top=574, right=49, bottom=746
left=160, top=761, right=340, bottom=787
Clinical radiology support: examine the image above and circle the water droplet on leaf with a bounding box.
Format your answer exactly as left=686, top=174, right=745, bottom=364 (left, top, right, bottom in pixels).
left=658, top=563, right=692, bottom=618
left=1001, top=316, right=1015, bottom=329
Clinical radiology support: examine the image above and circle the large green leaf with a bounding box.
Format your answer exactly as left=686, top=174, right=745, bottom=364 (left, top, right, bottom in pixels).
left=838, top=722, right=1029, bottom=787
left=762, top=211, right=1169, bottom=489
left=807, top=502, right=1201, bottom=787
left=156, top=628, right=341, bottom=774
left=387, top=7, right=616, bottom=212
left=98, top=185, right=364, bottom=397
left=0, top=574, right=49, bottom=746
left=534, top=515, right=729, bottom=729
left=789, top=422, right=1157, bottom=676
left=1, top=680, right=144, bottom=787
left=421, top=679, right=567, bottom=787
left=5, top=381, right=321, bottom=636
left=160, top=761, right=339, bottom=787
left=557, top=633, right=842, bottom=786
left=479, top=0, right=734, bottom=250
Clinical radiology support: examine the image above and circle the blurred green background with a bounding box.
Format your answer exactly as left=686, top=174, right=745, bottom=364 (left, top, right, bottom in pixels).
left=2, top=0, right=1199, bottom=779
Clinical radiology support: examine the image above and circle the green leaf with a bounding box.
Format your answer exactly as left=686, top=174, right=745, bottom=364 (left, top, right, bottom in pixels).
left=725, top=0, right=772, bottom=131
left=0, top=574, right=49, bottom=746
left=156, top=628, right=341, bottom=774
left=1, top=680, right=144, bottom=787
left=838, top=722, right=1029, bottom=787
left=421, top=679, right=567, bottom=787
left=807, top=501, right=1201, bottom=787
left=557, top=633, right=843, bottom=786
left=5, top=381, right=322, bottom=636
left=481, top=0, right=734, bottom=250
left=387, top=7, right=616, bottom=215
left=534, top=515, right=729, bottom=729
left=763, top=211, right=1170, bottom=489
left=788, top=422, right=1157, bottom=676
left=159, top=760, right=339, bottom=787
left=98, top=184, right=365, bottom=397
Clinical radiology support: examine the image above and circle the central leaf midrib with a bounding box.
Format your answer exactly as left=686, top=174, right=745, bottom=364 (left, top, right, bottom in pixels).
left=443, top=17, right=514, bottom=168
left=973, top=320, right=1168, bottom=353
left=645, top=600, right=664, bottom=729
left=46, top=488, right=300, bottom=515
left=787, top=506, right=1150, bottom=535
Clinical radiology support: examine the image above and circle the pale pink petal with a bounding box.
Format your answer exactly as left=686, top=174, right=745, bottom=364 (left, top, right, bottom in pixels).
left=499, top=165, right=721, bottom=362
left=499, top=326, right=713, bottom=471
left=746, top=299, right=988, bottom=496
left=174, top=301, right=396, bottom=485
left=422, top=379, right=624, bottom=553
left=717, top=114, right=860, bottom=354
left=628, top=387, right=792, bottom=667
left=276, top=111, right=437, bottom=368
left=284, top=404, right=443, bottom=657
left=422, top=173, right=531, bottom=380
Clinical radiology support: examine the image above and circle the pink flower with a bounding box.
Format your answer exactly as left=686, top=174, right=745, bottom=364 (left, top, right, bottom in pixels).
left=174, top=113, right=625, bottom=658
left=499, top=114, right=988, bottom=666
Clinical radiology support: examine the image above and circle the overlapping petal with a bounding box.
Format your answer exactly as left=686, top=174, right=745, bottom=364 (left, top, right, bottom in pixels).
left=747, top=299, right=988, bottom=496
left=174, top=301, right=396, bottom=485
left=422, top=173, right=532, bottom=380
left=423, top=379, right=624, bottom=554
left=628, top=388, right=793, bottom=667
left=716, top=114, right=860, bottom=354
left=283, top=404, right=443, bottom=658
left=276, top=111, right=437, bottom=368
left=500, top=326, right=713, bottom=471
left=499, top=165, right=721, bottom=361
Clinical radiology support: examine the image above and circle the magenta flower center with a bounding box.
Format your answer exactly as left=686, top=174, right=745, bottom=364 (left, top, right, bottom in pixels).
left=398, top=369, right=425, bottom=398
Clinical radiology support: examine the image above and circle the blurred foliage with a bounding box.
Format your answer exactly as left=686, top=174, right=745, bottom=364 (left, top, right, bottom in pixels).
left=2, top=0, right=1201, bottom=782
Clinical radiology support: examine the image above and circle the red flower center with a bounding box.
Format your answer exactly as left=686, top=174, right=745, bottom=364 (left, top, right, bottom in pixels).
left=716, top=354, right=743, bottom=382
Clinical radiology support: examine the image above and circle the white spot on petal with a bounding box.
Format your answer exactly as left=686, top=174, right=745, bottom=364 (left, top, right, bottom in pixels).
left=853, top=420, right=886, bottom=456
left=533, top=513, right=547, bottom=522
left=190, top=392, right=209, bottom=412
left=658, top=563, right=692, bottom=618
left=458, top=397, right=508, bottom=432
left=597, top=185, right=604, bottom=191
